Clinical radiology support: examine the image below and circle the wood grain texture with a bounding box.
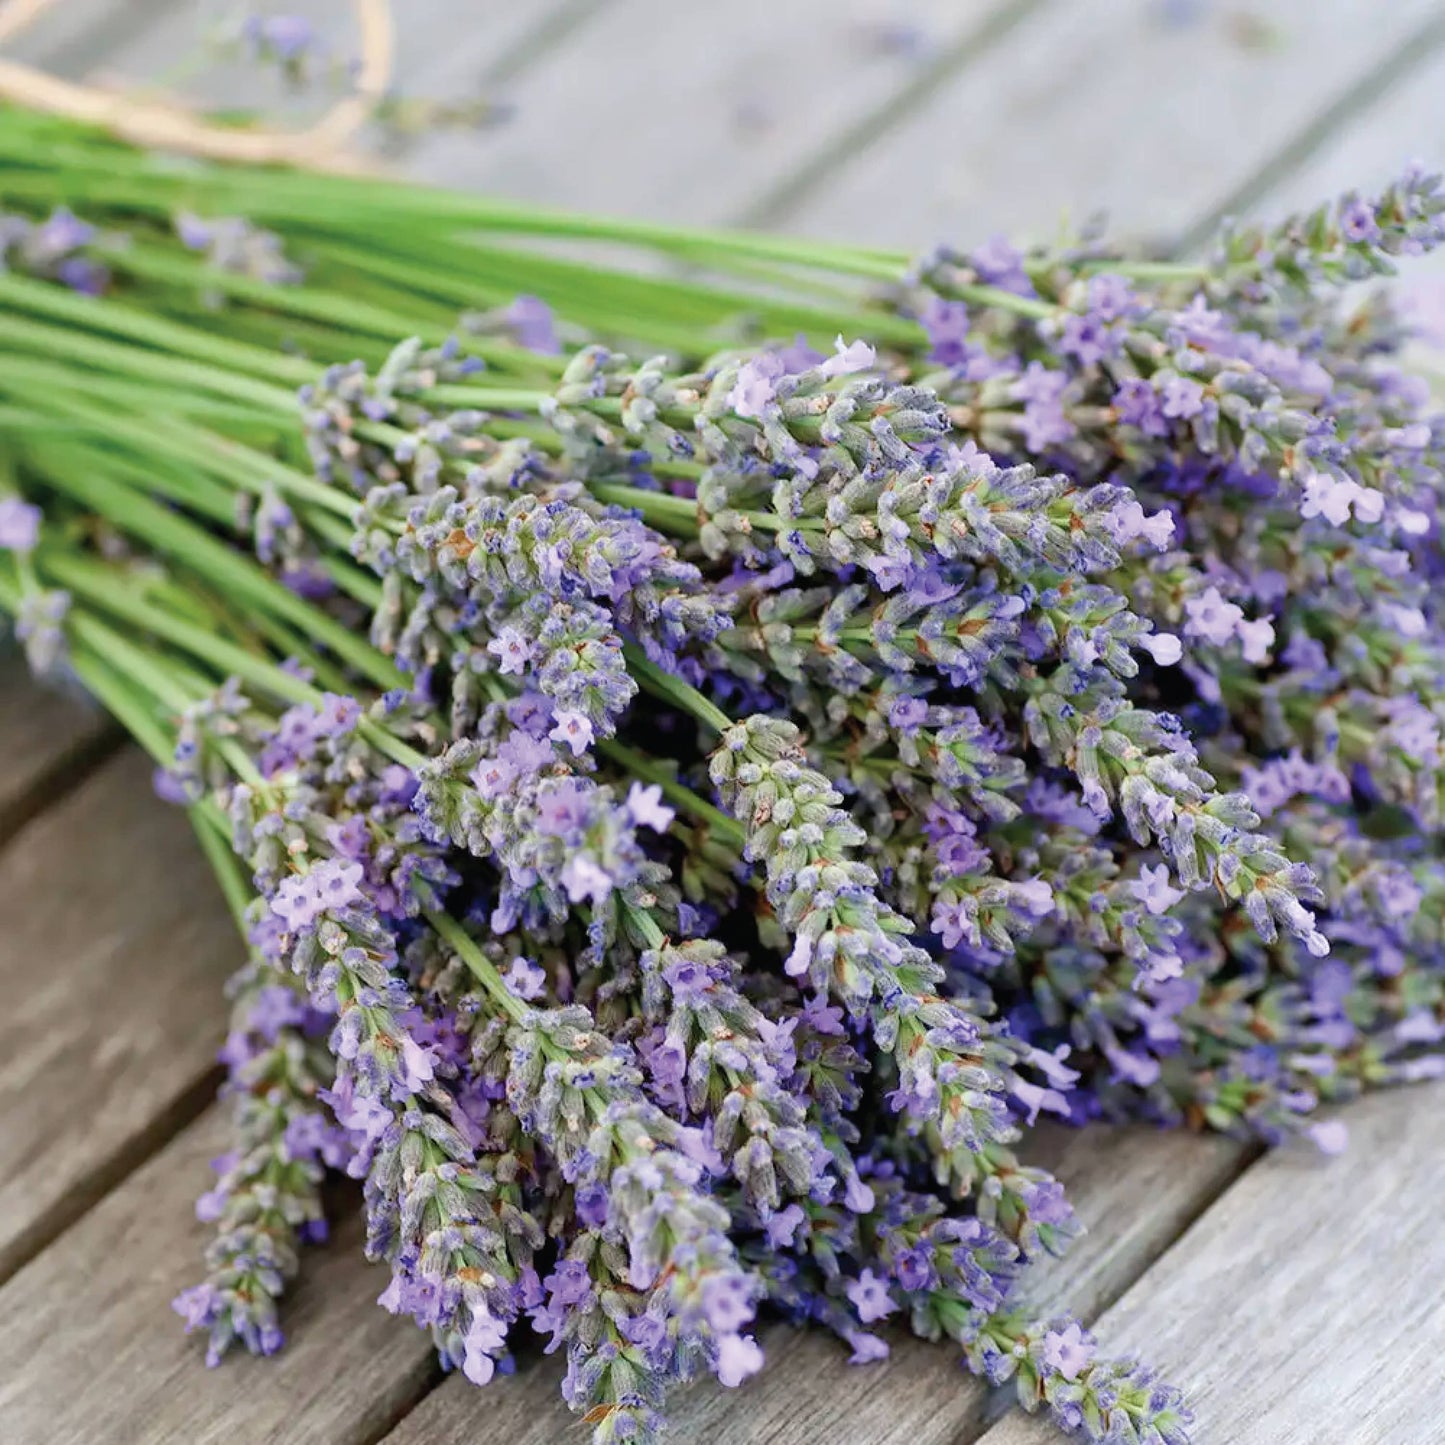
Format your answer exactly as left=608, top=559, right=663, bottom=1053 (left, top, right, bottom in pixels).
left=0, top=1107, right=438, bottom=1445
left=403, top=0, right=1026, bottom=224
left=0, top=656, right=110, bottom=842
left=975, top=1085, right=1445, bottom=1445
left=783, top=0, right=1445, bottom=251
left=1222, top=32, right=1445, bottom=332
left=1, top=0, right=188, bottom=78
left=0, top=748, right=238, bottom=1281
left=1234, top=42, right=1445, bottom=219
left=67, top=0, right=604, bottom=123
left=1168, top=10, right=1445, bottom=257
left=381, top=1125, right=1249, bottom=1445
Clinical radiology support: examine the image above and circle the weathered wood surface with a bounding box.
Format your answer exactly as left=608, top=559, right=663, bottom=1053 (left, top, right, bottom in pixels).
left=1241, top=39, right=1445, bottom=220
left=404, top=0, right=1043, bottom=226
left=1228, top=36, right=1445, bottom=321
left=0, top=749, right=236, bottom=1283
left=1, top=2, right=1442, bottom=1442
left=975, top=1086, right=1445, bottom=1445
left=23, top=0, right=603, bottom=129
left=0, top=1106, right=438, bottom=1444
left=383, top=1126, right=1249, bottom=1445
left=0, top=650, right=110, bottom=840
left=784, top=0, right=1445, bottom=250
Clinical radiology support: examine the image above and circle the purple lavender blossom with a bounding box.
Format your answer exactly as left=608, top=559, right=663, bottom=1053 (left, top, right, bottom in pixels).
left=728, top=353, right=786, bottom=418
left=0, top=497, right=40, bottom=551
left=845, top=1269, right=896, bottom=1323
left=817, top=336, right=877, bottom=379
left=1041, top=1321, right=1095, bottom=1382
left=919, top=295, right=971, bottom=367
left=625, top=782, right=675, bottom=832
left=505, top=295, right=562, bottom=354
left=1183, top=586, right=1244, bottom=647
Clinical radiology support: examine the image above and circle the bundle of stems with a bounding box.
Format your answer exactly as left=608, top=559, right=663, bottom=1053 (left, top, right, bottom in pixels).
left=3, top=107, right=1444, bottom=1445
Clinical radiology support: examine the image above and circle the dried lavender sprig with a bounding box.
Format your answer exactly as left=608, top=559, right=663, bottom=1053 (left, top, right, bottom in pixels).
left=111, top=624, right=538, bottom=1390
left=971, top=1313, right=1194, bottom=1445
left=173, top=952, right=342, bottom=1364
left=171, top=813, right=344, bottom=1365
left=518, top=342, right=1142, bottom=587
left=431, top=912, right=768, bottom=1423
left=858, top=1178, right=1193, bottom=1445
left=354, top=461, right=731, bottom=726
left=1024, top=672, right=1330, bottom=955
left=709, top=715, right=1081, bottom=1249
left=1210, top=165, right=1445, bottom=296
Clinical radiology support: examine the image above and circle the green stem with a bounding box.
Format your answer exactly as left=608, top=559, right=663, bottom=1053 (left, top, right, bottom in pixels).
left=0, top=308, right=299, bottom=413
left=937, top=281, right=1057, bottom=322
left=587, top=483, right=702, bottom=537
left=26, top=448, right=399, bottom=690
left=426, top=907, right=529, bottom=1025
left=1085, top=260, right=1208, bottom=283
left=0, top=269, right=318, bottom=386
left=71, top=612, right=197, bottom=713
left=600, top=739, right=744, bottom=846
left=423, top=384, right=549, bottom=413
left=191, top=808, right=253, bottom=933
left=100, top=241, right=436, bottom=344
left=53, top=547, right=430, bottom=778
left=621, top=898, right=667, bottom=949
left=64, top=640, right=172, bottom=765
left=622, top=646, right=733, bottom=735
left=39, top=549, right=321, bottom=707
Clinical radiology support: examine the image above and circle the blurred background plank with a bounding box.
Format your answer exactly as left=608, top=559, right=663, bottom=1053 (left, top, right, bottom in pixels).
left=782, top=0, right=1445, bottom=250
left=0, top=650, right=110, bottom=841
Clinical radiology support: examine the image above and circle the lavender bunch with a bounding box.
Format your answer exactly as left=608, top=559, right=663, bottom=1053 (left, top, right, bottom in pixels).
left=7, top=140, right=1445, bottom=1445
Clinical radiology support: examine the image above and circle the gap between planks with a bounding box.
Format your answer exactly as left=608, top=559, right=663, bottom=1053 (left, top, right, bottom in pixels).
left=0, top=652, right=119, bottom=850
left=0, top=740, right=238, bottom=1287
left=777, top=0, right=1445, bottom=251
left=974, top=1084, right=1445, bottom=1445
left=1171, top=3, right=1445, bottom=257
left=0, top=1107, right=441, bottom=1445
left=733, top=0, right=1056, bottom=230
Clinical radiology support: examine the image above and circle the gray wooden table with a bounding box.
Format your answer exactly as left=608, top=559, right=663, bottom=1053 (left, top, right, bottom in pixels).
left=3, top=3, right=1445, bottom=1441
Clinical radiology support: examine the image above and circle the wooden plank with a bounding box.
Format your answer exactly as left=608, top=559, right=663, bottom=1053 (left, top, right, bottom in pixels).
left=974, top=1085, right=1445, bottom=1445
left=1, top=0, right=186, bottom=78
left=0, top=747, right=237, bottom=1282
left=68, top=0, right=604, bottom=126
left=0, top=655, right=112, bottom=843
left=381, top=1126, right=1249, bottom=1445
left=1219, top=40, right=1445, bottom=325
left=1170, top=11, right=1445, bottom=256
left=1230, top=44, right=1445, bottom=219
left=0, top=1106, right=438, bottom=1444
left=402, top=0, right=1031, bottom=225
left=783, top=0, right=1445, bottom=252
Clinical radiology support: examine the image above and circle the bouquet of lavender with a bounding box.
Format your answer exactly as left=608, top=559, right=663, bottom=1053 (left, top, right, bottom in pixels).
left=1, top=107, right=1443, bottom=1444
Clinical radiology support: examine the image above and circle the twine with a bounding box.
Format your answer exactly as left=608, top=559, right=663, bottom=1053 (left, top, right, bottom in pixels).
left=0, top=0, right=393, bottom=170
